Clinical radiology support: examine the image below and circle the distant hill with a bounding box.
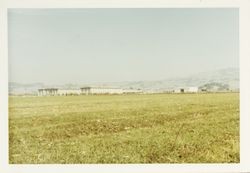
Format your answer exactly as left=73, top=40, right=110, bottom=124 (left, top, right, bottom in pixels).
left=108, top=67, right=239, bottom=91
left=9, top=67, right=239, bottom=95
left=8, top=82, right=81, bottom=95
left=199, top=82, right=230, bottom=92
left=9, top=82, right=45, bottom=95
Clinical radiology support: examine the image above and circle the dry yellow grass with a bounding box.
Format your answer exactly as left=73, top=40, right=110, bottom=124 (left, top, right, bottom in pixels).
left=9, top=93, right=239, bottom=163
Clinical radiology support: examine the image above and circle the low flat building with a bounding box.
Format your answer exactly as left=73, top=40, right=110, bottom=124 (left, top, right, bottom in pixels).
left=174, top=87, right=198, bottom=93
left=38, top=88, right=81, bottom=96
left=38, top=88, right=58, bottom=96
left=58, top=89, right=81, bottom=96
left=38, top=87, right=142, bottom=96
left=187, top=87, right=198, bottom=93
left=123, top=89, right=143, bottom=94
left=174, top=88, right=185, bottom=93
left=80, top=87, right=123, bottom=95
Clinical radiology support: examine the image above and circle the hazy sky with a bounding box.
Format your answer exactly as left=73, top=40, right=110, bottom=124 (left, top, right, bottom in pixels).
left=8, top=8, right=239, bottom=85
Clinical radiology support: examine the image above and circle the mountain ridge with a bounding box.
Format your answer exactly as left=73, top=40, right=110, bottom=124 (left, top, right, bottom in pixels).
left=9, top=67, right=239, bottom=94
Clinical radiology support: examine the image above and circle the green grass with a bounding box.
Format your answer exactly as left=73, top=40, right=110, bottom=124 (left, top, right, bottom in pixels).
left=9, top=93, right=239, bottom=163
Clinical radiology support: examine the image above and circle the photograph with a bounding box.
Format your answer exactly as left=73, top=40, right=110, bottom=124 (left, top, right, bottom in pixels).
left=8, top=8, right=239, bottom=164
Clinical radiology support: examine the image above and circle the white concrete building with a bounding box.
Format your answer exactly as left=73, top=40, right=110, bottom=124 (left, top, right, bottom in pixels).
left=174, top=87, right=198, bottom=93
left=57, top=89, right=81, bottom=96
left=38, top=88, right=58, bottom=96
left=187, top=87, right=198, bottom=93
left=38, top=87, right=143, bottom=96
left=80, top=87, right=124, bottom=95
left=123, top=89, right=143, bottom=94
left=174, top=88, right=185, bottom=93
left=38, top=88, right=81, bottom=96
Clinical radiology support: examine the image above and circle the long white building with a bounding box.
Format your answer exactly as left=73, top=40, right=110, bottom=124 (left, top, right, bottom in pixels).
left=38, top=88, right=58, bottom=96
left=57, top=89, right=81, bottom=96
left=187, top=87, right=199, bottom=93
left=174, top=87, right=198, bottom=93
left=123, top=89, right=143, bottom=94
left=38, top=87, right=143, bottom=96
left=38, top=88, right=81, bottom=96
left=80, top=87, right=123, bottom=95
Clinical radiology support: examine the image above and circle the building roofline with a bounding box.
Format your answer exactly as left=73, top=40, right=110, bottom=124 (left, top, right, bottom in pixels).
left=38, top=88, right=58, bottom=90
left=80, top=86, right=121, bottom=89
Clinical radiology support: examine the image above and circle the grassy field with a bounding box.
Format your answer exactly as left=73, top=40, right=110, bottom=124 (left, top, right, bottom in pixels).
left=9, top=93, right=239, bottom=163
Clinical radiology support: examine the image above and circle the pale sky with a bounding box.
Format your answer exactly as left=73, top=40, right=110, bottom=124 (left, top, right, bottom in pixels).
left=8, top=8, right=239, bottom=85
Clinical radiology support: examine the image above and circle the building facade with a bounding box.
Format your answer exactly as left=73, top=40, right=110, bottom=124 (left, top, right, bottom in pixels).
left=38, top=88, right=81, bottom=96
left=80, top=87, right=123, bottom=95
left=174, top=87, right=198, bottom=93
left=174, top=88, right=185, bottom=93
left=57, top=89, right=81, bottom=96
left=187, top=87, right=198, bottom=93
left=123, top=89, right=142, bottom=94
left=38, top=88, right=58, bottom=96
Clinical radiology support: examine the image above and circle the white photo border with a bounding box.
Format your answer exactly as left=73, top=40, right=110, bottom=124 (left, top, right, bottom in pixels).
left=1, top=0, right=250, bottom=173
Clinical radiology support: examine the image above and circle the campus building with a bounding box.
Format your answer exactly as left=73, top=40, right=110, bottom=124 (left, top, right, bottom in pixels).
left=80, top=87, right=123, bottom=95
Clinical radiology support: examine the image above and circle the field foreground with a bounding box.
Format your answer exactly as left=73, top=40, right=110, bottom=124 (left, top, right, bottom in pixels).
left=9, top=93, right=239, bottom=163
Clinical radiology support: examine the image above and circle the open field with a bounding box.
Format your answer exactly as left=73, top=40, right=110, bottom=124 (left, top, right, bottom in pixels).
left=9, top=93, right=239, bottom=163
